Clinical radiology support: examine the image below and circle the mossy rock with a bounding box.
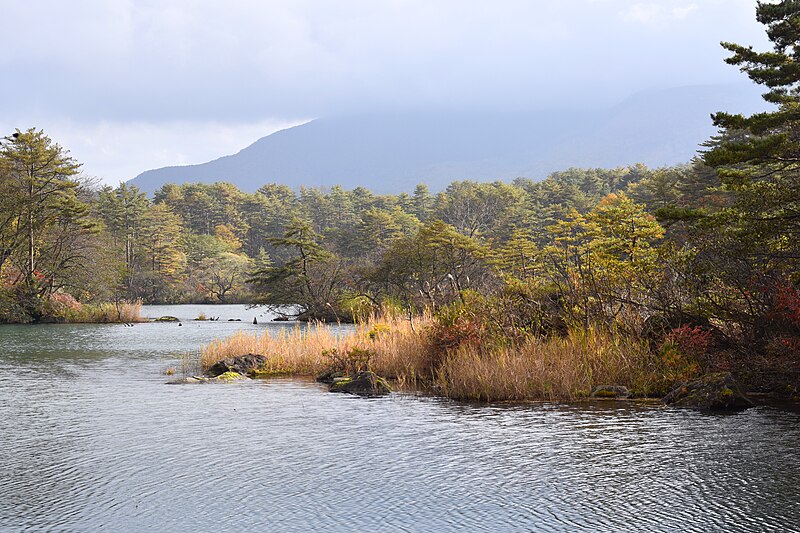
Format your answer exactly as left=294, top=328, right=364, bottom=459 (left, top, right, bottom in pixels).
left=214, top=371, right=248, bottom=382
left=155, top=315, right=180, bottom=322
left=590, top=385, right=631, bottom=399
left=662, top=372, right=753, bottom=410
left=207, top=354, right=268, bottom=377
left=329, top=371, right=391, bottom=396
left=167, top=371, right=249, bottom=384
left=315, top=369, right=344, bottom=384
left=251, top=368, right=295, bottom=378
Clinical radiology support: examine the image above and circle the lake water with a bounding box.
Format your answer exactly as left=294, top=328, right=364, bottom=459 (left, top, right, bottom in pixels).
left=1, top=305, right=799, bottom=532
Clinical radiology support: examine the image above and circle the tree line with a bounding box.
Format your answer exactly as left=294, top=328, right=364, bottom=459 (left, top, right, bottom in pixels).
left=1, top=140, right=795, bottom=359
left=0, top=138, right=685, bottom=316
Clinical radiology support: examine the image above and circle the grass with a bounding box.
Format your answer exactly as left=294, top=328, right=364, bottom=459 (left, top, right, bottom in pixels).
left=199, top=313, right=430, bottom=387
left=62, top=300, right=145, bottom=323
left=436, top=327, right=661, bottom=402
left=199, top=313, right=670, bottom=402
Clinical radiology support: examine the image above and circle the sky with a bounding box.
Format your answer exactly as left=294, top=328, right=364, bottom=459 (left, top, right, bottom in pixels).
left=0, top=0, right=771, bottom=184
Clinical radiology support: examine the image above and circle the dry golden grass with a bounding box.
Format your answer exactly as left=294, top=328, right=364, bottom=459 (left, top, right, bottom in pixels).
left=64, top=300, right=145, bottom=323
left=200, top=313, right=434, bottom=387
left=200, top=314, right=662, bottom=401
left=436, top=327, right=658, bottom=402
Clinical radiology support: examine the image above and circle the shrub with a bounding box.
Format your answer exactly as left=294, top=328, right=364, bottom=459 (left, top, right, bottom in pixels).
left=657, top=325, right=709, bottom=386
left=323, top=346, right=375, bottom=375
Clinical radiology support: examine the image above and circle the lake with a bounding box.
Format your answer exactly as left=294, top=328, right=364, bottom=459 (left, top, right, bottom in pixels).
left=1, top=304, right=799, bottom=531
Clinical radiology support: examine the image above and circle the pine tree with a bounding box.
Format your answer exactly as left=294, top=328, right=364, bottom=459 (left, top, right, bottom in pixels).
left=0, top=129, right=86, bottom=290
left=699, top=1, right=800, bottom=345
left=703, top=1, right=800, bottom=268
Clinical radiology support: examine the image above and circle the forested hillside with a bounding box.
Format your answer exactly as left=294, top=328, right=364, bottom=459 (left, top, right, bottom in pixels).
left=0, top=141, right=686, bottom=313
left=129, top=84, right=765, bottom=194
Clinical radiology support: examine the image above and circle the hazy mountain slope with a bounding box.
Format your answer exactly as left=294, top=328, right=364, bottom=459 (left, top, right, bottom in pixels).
left=129, top=84, right=767, bottom=194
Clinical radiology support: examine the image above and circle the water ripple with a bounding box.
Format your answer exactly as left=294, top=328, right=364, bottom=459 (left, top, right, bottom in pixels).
left=1, top=319, right=800, bottom=531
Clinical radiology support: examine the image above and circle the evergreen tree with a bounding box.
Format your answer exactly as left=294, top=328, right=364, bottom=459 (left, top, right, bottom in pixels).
left=137, top=204, right=186, bottom=302
left=249, top=217, right=348, bottom=321
left=704, top=1, right=800, bottom=272
left=0, top=129, right=91, bottom=312
left=696, top=1, right=800, bottom=347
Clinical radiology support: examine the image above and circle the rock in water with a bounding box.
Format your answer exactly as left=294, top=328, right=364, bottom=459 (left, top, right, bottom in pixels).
left=207, top=354, right=268, bottom=377
left=167, top=372, right=249, bottom=384
left=662, top=372, right=753, bottom=410
left=590, top=385, right=631, bottom=399
left=213, top=371, right=249, bottom=382
left=315, top=369, right=344, bottom=384
left=329, top=371, right=391, bottom=396
left=167, top=376, right=207, bottom=384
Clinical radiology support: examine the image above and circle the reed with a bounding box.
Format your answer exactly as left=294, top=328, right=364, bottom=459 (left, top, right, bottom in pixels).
left=436, top=326, right=658, bottom=402
left=199, top=314, right=664, bottom=401
left=200, top=313, right=434, bottom=382
left=62, top=300, right=144, bottom=323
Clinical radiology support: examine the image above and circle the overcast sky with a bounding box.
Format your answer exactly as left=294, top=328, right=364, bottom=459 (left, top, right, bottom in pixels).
left=0, top=0, right=770, bottom=184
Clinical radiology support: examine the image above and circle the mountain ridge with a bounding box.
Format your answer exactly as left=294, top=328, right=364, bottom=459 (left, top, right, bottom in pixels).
left=129, top=83, right=768, bottom=194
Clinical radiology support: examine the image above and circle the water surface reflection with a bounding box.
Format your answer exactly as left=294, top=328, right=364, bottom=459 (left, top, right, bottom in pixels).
left=1, top=308, right=798, bottom=531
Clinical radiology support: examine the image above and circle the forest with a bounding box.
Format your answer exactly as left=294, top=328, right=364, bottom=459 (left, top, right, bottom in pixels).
left=0, top=148, right=709, bottom=320
left=1, top=2, right=799, bottom=400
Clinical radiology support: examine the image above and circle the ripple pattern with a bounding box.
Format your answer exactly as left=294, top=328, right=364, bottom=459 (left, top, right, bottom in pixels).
left=1, top=318, right=800, bottom=532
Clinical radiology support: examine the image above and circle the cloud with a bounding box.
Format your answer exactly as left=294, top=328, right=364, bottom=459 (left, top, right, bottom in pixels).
left=0, top=118, right=307, bottom=183
left=0, top=0, right=760, bottom=120
left=0, top=0, right=769, bottom=183
left=620, top=3, right=699, bottom=24
left=672, top=4, right=700, bottom=19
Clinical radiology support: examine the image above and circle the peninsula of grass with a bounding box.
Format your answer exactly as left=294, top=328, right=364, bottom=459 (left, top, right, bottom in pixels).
left=199, top=312, right=674, bottom=402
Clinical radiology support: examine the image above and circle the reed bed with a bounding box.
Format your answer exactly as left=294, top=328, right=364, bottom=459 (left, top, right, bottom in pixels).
left=436, top=327, right=658, bottom=402
left=200, top=315, right=663, bottom=401
left=200, top=313, right=433, bottom=385
left=62, top=300, right=144, bottom=323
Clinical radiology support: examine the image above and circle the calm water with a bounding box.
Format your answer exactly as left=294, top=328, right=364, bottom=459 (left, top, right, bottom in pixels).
left=1, top=305, right=799, bottom=532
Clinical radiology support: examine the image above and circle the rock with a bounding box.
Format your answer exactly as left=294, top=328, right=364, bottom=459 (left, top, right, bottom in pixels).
left=329, top=371, right=391, bottom=396
left=167, top=376, right=207, bottom=384
left=767, top=383, right=800, bottom=400
left=662, top=372, right=754, bottom=410
left=272, top=316, right=289, bottom=321
left=315, top=369, right=344, bottom=384
left=156, top=316, right=180, bottom=322
left=590, top=385, right=631, bottom=399
left=167, top=371, right=250, bottom=384
left=213, top=371, right=249, bottom=382
left=207, top=354, right=268, bottom=377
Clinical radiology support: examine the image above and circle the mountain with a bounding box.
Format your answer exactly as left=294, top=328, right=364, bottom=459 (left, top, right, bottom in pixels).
left=129, top=84, right=767, bottom=194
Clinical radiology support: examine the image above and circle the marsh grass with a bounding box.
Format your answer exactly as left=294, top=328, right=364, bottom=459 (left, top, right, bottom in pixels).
left=199, top=314, right=666, bottom=401
left=436, top=326, right=660, bottom=402
left=62, top=300, right=144, bottom=323
left=200, top=313, right=433, bottom=387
